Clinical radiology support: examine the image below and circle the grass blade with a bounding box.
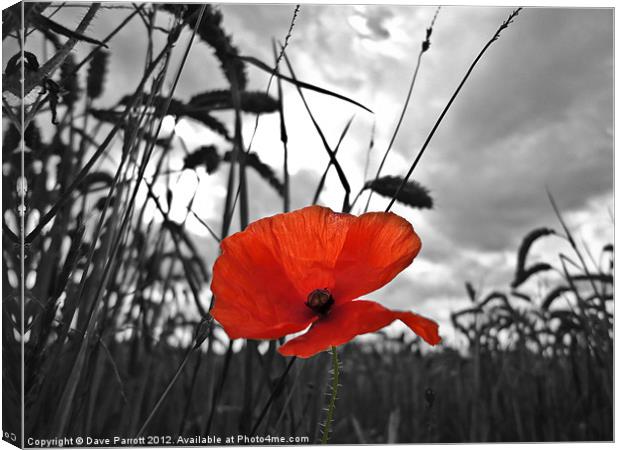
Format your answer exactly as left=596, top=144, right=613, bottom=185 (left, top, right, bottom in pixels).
left=281, top=50, right=352, bottom=212
left=312, top=115, right=355, bottom=205
left=238, top=54, right=373, bottom=114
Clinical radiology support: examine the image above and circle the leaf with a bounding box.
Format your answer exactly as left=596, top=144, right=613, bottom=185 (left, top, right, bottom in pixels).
left=239, top=54, right=373, bottom=113
left=89, top=108, right=123, bottom=124
left=31, top=13, right=109, bottom=48
left=510, top=290, right=531, bottom=303
left=37, top=24, right=62, bottom=49
left=569, top=273, right=613, bottom=284
left=363, top=176, right=433, bottom=209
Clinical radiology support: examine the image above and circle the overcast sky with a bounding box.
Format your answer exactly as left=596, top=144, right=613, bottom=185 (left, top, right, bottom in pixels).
left=16, top=4, right=614, bottom=345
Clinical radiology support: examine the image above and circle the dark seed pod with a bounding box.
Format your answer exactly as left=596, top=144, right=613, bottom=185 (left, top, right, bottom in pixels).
left=305, top=288, right=334, bottom=315
left=86, top=49, right=109, bottom=100
left=60, top=54, right=80, bottom=107
left=364, top=175, right=434, bottom=210
left=161, top=4, right=247, bottom=90
left=189, top=90, right=278, bottom=114
left=95, top=196, right=115, bottom=211
left=25, top=51, right=40, bottom=71
left=4, top=121, right=43, bottom=161
left=2, top=124, right=21, bottom=155
left=50, top=134, right=68, bottom=157
left=23, top=121, right=41, bottom=151
left=183, top=145, right=221, bottom=173
left=89, top=108, right=124, bottom=124
left=512, top=227, right=555, bottom=288
left=76, top=171, right=114, bottom=194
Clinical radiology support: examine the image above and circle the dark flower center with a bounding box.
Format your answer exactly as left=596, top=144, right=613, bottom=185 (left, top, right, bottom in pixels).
left=306, top=288, right=334, bottom=315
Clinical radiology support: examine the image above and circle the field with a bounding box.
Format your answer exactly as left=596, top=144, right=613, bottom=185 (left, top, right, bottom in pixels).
left=1, top=2, right=613, bottom=446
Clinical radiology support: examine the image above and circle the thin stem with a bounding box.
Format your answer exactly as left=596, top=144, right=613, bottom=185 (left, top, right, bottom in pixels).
left=364, top=6, right=439, bottom=213
left=385, top=8, right=522, bottom=213
left=364, top=49, right=424, bottom=213
left=362, top=120, right=376, bottom=182
left=19, top=4, right=25, bottom=447
left=321, top=346, right=340, bottom=444
left=273, top=39, right=290, bottom=212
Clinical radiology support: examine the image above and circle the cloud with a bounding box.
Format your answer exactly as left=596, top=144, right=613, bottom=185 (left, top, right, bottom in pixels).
left=348, top=6, right=394, bottom=40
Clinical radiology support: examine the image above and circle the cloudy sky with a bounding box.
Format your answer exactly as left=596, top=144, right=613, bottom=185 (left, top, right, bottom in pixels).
left=16, top=3, right=614, bottom=345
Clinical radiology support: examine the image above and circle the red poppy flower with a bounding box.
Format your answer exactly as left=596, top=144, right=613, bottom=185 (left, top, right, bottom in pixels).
left=210, top=205, right=441, bottom=358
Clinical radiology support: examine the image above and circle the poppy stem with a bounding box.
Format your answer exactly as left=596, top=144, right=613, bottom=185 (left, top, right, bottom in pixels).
left=321, top=346, right=340, bottom=444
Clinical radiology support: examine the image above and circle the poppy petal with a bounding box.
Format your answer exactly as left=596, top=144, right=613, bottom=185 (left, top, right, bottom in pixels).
left=211, top=219, right=318, bottom=340
left=332, top=212, right=421, bottom=302
left=278, top=300, right=440, bottom=358
left=243, top=205, right=356, bottom=297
